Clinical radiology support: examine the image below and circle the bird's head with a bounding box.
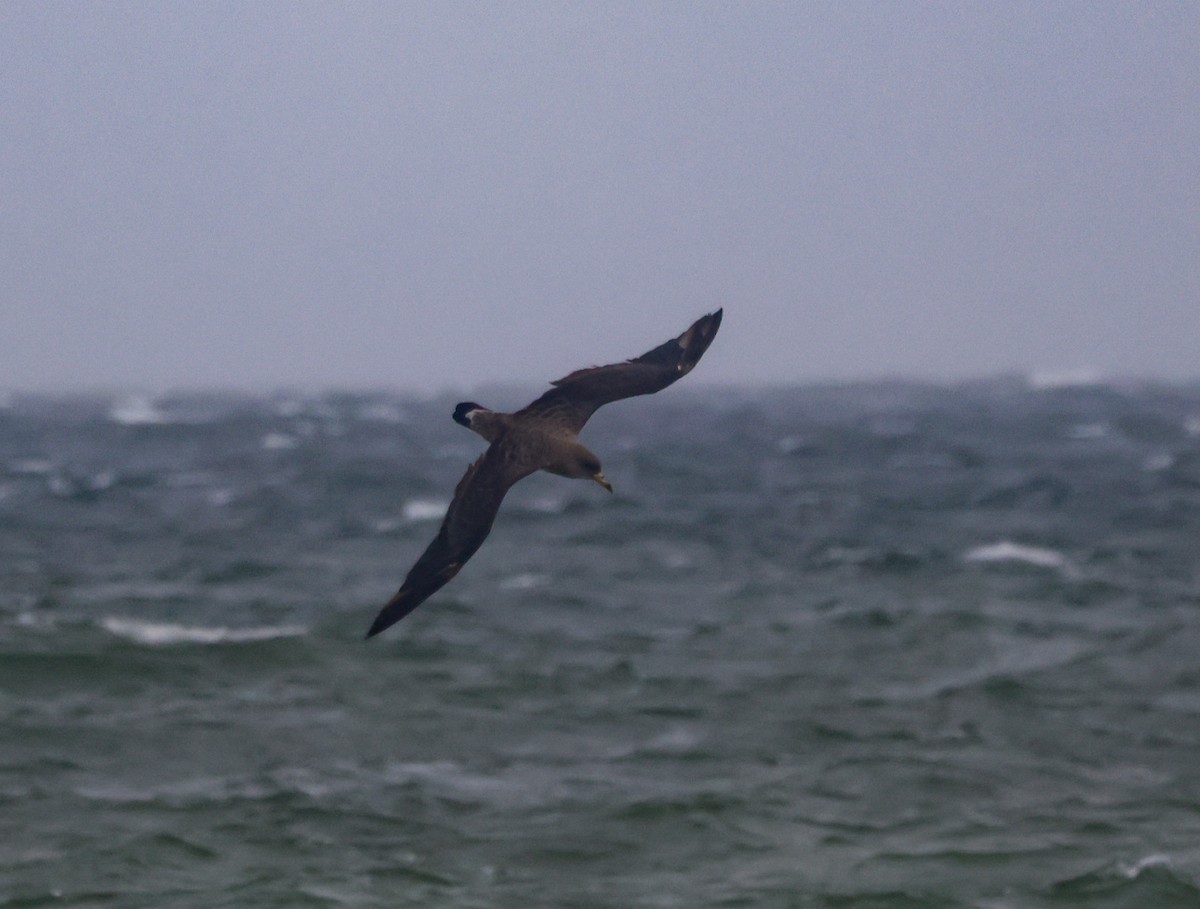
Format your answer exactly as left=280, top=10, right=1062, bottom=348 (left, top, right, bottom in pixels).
left=453, top=401, right=485, bottom=428
left=578, top=451, right=613, bottom=493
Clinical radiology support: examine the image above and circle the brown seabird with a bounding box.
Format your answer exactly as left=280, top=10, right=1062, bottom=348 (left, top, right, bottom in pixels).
left=365, top=309, right=723, bottom=638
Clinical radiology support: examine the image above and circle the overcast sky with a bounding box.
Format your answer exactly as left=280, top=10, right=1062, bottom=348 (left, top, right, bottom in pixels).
left=2, top=2, right=1197, bottom=392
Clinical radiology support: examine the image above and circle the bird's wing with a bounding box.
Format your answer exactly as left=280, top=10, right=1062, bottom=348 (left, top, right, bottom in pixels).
left=365, top=443, right=515, bottom=638
left=516, top=309, right=722, bottom=433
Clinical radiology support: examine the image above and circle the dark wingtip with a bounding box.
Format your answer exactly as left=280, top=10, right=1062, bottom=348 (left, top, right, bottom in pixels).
left=364, top=605, right=399, bottom=639
left=704, top=308, right=723, bottom=339
left=680, top=309, right=722, bottom=366
left=452, top=401, right=482, bottom=427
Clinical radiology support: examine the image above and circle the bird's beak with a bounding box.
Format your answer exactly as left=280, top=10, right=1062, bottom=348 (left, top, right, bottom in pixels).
left=592, top=472, right=613, bottom=493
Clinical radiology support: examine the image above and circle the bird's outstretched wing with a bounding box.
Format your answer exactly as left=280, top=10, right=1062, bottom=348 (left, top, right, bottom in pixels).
left=365, top=446, right=512, bottom=638
left=517, top=308, right=722, bottom=433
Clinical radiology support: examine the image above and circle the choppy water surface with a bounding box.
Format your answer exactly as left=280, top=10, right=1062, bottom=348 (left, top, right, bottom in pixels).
left=2, top=381, right=1200, bottom=907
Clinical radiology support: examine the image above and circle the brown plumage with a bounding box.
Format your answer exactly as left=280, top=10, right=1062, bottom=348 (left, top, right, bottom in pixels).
left=365, top=309, right=722, bottom=638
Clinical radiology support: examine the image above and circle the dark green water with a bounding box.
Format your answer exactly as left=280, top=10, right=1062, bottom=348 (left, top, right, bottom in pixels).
left=2, top=382, right=1200, bottom=907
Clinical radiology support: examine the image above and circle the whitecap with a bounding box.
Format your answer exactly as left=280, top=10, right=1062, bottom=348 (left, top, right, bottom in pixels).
left=402, top=498, right=448, bottom=522
left=356, top=402, right=407, bottom=423
left=1028, top=368, right=1102, bottom=390
left=47, top=475, right=74, bottom=497
left=207, top=488, right=235, bottom=507
left=1120, top=854, right=1172, bottom=879
left=110, top=395, right=167, bottom=425
left=656, top=549, right=692, bottom=570
left=1143, top=452, right=1174, bottom=472
left=101, top=617, right=306, bottom=645
left=644, top=726, right=703, bottom=753
left=1185, top=416, right=1200, bottom=438
left=260, top=432, right=297, bottom=451
left=963, top=541, right=1068, bottom=571
left=87, top=470, right=116, bottom=492
left=10, top=458, right=54, bottom=475
left=499, top=572, right=546, bottom=591
left=382, top=760, right=521, bottom=802
left=274, top=398, right=305, bottom=418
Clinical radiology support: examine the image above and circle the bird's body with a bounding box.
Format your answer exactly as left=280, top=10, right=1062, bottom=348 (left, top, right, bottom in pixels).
left=366, top=309, right=723, bottom=638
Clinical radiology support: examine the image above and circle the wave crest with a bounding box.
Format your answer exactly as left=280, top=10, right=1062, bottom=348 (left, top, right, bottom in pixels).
left=101, top=617, right=306, bottom=646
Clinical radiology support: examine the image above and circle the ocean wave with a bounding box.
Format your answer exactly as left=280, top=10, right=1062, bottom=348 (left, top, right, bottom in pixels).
left=260, top=432, right=297, bottom=451
left=1120, top=853, right=1174, bottom=878
left=8, top=458, right=55, bottom=476
left=381, top=760, right=528, bottom=803
left=1048, top=853, right=1199, bottom=902
left=525, top=496, right=568, bottom=514
left=109, top=395, right=168, bottom=426
left=499, top=572, right=547, bottom=590
left=1143, top=451, right=1175, bottom=472
left=100, top=617, right=306, bottom=646
left=963, top=541, right=1070, bottom=571
left=355, top=401, right=407, bottom=423
left=1028, top=367, right=1103, bottom=390
left=402, top=498, right=449, bottom=522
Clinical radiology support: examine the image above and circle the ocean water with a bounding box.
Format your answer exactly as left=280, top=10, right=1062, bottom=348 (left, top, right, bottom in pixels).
left=2, top=381, right=1200, bottom=908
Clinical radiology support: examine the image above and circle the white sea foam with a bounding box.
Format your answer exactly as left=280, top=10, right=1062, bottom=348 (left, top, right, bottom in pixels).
left=527, top=496, right=567, bottom=514
left=1028, top=368, right=1102, bottom=390
left=963, top=541, right=1068, bottom=570
left=10, top=458, right=54, bottom=475
left=499, top=572, right=546, bottom=591
left=88, top=470, right=116, bottom=492
left=260, top=432, right=297, bottom=451
left=207, top=488, right=235, bottom=507
left=644, top=726, right=703, bottom=753
left=402, top=498, right=448, bottom=522
left=370, top=517, right=403, bottom=534
left=101, top=617, right=306, bottom=645
left=356, top=402, right=407, bottom=423
left=1143, top=452, right=1174, bottom=472
left=274, top=398, right=305, bottom=418
left=656, top=549, right=693, bottom=570
left=109, top=395, right=167, bottom=425
left=47, top=475, right=74, bottom=497
left=1120, top=853, right=1172, bottom=878
left=383, top=760, right=518, bottom=800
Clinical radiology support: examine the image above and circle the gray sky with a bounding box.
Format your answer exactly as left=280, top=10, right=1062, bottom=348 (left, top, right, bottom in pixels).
left=2, top=2, right=1197, bottom=392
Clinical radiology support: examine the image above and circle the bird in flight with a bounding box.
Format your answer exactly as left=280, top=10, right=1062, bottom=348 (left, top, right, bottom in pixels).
left=365, top=309, right=723, bottom=638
